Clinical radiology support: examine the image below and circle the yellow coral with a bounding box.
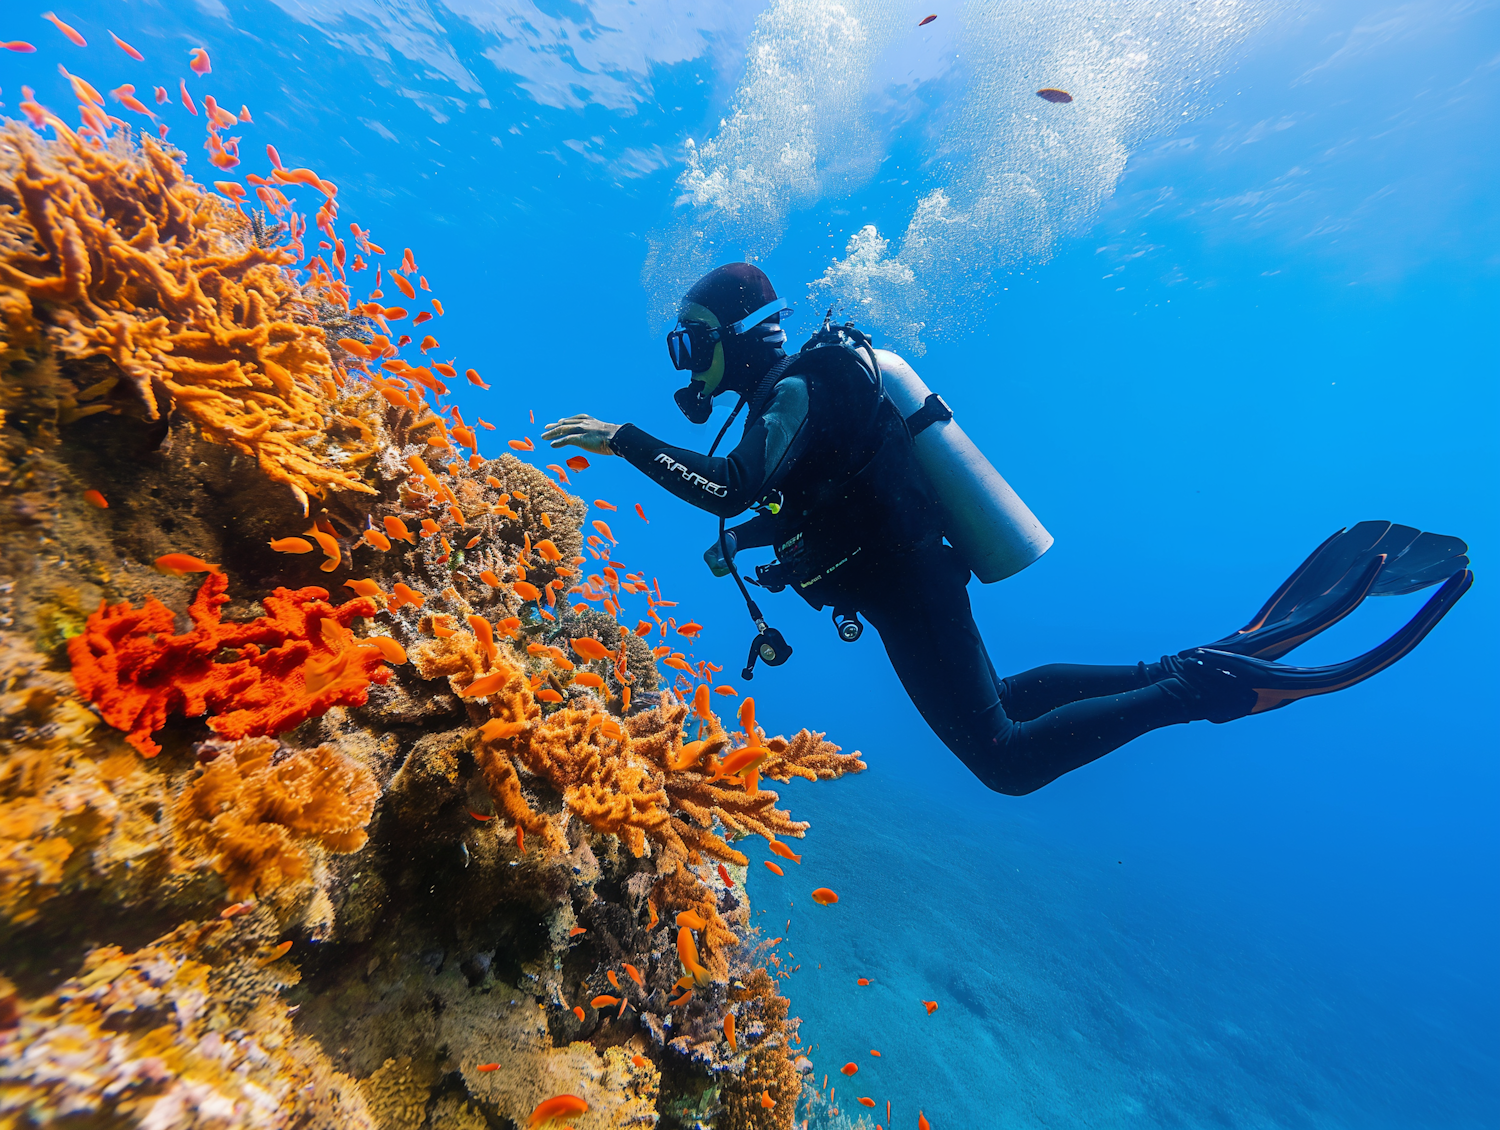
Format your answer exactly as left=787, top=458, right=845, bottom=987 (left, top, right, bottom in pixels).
left=0, top=121, right=376, bottom=510
left=174, top=736, right=377, bottom=898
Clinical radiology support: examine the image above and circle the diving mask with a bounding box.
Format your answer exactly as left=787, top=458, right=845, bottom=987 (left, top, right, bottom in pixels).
left=665, top=296, right=791, bottom=373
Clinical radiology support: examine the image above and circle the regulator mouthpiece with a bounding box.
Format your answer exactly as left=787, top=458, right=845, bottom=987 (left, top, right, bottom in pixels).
left=674, top=381, right=713, bottom=424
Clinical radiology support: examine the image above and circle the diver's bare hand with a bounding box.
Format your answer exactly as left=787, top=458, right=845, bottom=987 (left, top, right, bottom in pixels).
left=541, top=414, right=621, bottom=455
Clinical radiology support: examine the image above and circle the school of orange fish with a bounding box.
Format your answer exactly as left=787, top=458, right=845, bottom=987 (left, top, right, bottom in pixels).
left=3, top=11, right=956, bottom=1126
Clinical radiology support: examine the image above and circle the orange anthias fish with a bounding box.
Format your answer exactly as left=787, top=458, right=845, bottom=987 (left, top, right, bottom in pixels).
left=476, top=1063, right=499, bottom=1072
left=42, top=12, right=87, bottom=47
left=568, top=926, right=587, bottom=937
left=508, top=438, right=534, bottom=452
left=592, top=519, right=615, bottom=543
left=676, top=927, right=710, bottom=986
left=594, top=500, right=617, bottom=512
left=714, top=685, right=739, bottom=697
left=923, top=1000, right=939, bottom=1014
left=763, top=861, right=784, bottom=876
left=155, top=553, right=220, bottom=576
left=513, top=581, right=541, bottom=602
left=675, top=909, right=707, bottom=930
left=461, top=670, right=509, bottom=698
left=344, top=578, right=383, bottom=600
left=919, top=1112, right=931, bottom=1130
left=264, top=940, right=293, bottom=962
left=634, top=503, right=648, bottom=522
left=570, top=637, right=612, bottom=662
left=606, top=970, right=620, bottom=989
left=82, top=489, right=108, bottom=509
left=711, top=746, right=770, bottom=782
left=858, top=1097, right=876, bottom=1108
left=768, top=841, right=802, bottom=864
left=383, top=516, right=416, bottom=543
left=760, top=1092, right=775, bottom=1109
left=840, top=1062, right=858, bottom=1076
left=189, top=47, right=211, bottom=74
left=526, top=1095, right=589, bottom=1128
left=857, top=977, right=870, bottom=986
left=624, top=963, right=644, bottom=988
left=691, top=683, right=711, bottom=718
left=108, top=30, right=144, bottom=58
left=565, top=455, right=590, bottom=472
left=723, top=1011, right=736, bottom=1051
left=678, top=621, right=703, bottom=638
left=572, top=672, right=604, bottom=690
left=811, top=888, right=839, bottom=906
left=268, top=536, right=315, bottom=554
left=631, top=1054, right=648, bottom=1068
left=717, top=863, right=734, bottom=888
left=572, top=1005, right=586, bottom=1021
left=590, top=994, right=618, bottom=1009
left=363, top=527, right=392, bottom=551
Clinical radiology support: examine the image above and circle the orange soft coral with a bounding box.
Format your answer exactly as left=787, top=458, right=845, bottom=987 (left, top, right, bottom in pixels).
left=0, top=120, right=376, bottom=510
left=68, top=572, right=393, bottom=756
left=175, top=736, right=377, bottom=897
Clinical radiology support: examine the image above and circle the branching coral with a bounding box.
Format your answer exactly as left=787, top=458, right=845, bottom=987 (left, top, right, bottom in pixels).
left=174, top=736, right=377, bottom=899
left=0, top=121, right=376, bottom=510
left=68, top=571, right=394, bottom=756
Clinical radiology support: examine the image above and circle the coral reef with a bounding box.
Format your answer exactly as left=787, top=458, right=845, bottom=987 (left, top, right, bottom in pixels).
left=0, top=80, right=864, bottom=1130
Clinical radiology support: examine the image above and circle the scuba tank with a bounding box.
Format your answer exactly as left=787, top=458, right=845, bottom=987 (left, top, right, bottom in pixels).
left=874, top=349, right=1053, bottom=583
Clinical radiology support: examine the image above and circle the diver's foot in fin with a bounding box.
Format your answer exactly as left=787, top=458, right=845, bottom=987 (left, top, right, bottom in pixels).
left=1206, top=521, right=1470, bottom=661
left=1179, top=568, right=1472, bottom=720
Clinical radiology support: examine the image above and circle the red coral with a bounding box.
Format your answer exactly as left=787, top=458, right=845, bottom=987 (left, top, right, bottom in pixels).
left=68, top=573, right=392, bottom=756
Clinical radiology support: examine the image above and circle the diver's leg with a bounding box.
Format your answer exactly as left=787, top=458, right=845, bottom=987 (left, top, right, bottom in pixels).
left=998, top=662, right=1154, bottom=722
left=855, top=545, right=1197, bottom=795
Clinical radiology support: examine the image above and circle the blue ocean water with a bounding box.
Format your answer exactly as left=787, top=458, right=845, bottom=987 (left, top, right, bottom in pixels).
left=7, top=1, right=1495, bottom=1125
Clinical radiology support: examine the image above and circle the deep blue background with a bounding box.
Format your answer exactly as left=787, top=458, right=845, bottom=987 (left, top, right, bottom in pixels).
left=7, top=1, right=1494, bottom=1124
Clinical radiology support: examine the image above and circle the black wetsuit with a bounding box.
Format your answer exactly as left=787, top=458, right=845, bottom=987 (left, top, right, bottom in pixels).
left=613, top=344, right=1192, bottom=795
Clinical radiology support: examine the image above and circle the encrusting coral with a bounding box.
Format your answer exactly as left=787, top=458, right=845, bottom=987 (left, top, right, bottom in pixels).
left=67, top=571, right=395, bottom=757
left=174, top=736, right=377, bottom=899
left=0, top=60, right=865, bottom=1130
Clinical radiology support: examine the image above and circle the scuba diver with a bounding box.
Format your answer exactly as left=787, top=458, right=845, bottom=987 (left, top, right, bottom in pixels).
left=541, top=263, right=1472, bottom=795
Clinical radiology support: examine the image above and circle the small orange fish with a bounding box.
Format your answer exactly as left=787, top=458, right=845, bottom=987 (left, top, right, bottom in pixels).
left=634, top=503, right=648, bottom=523
left=676, top=909, right=707, bottom=930
left=858, top=1097, right=875, bottom=1108
left=527, top=1095, right=588, bottom=1128
left=624, top=963, right=644, bottom=987
left=760, top=1092, right=775, bottom=1109
left=607, top=970, right=620, bottom=990
left=923, top=1000, right=938, bottom=1014
left=573, top=1005, right=586, bottom=1021
left=388, top=582, right=425, bottom=611
left=570, top=637, right=613, bottom=662
left=188, top=46, right=211, bottom=74
left=572, top=672, right=605, bottom=690
left=479, top=571, right=502, bottom=587
left=712, top=746, right=770, bottom=782
left=857, top=977, right=870, bottom=986
left=678, top=622, right=703, bottom=638
left=366, top=637, right=406, bottom=664
left=508, top=437, right=534, bottom=451
left=514, top=581, right=541, bottom=602
left=468, top=809, right=492, bottom=822
left=768, top=841, right=801, bottom=864
left=713, top=685, right=739, bottom=698
left=811, top=888, right=839, bottom=906
left=840, top=1063, right=858, bottom=1076
left=363, top=527, right=393, bottom=551
left=870, top=1049, right=881, bottom=1056
left=763, top=861, right=784, bottom=876
left=476, top=1063, right=499, bottom=1072
left=590, top=995, right=619, bottom=1009
left=566, top=455, right=590, bottom=472
left=461, top=670, right=508, bottom=698
left=154, top=553, right=220, bottom=577
left=343, top=578, right=383, bottom=599
left=82, top=489, right=108, bottom=509
left=569, top=926, right=588, bottom=937
left=724, top=1011, right=737, bottom=1051
left=264, top=940, right=293, bottom=962
left=631, top=1054, right=647, bottom=1068
left=515, top=826, right=524, bottom=853
left=594, top=500, right=617, bottom=512
left=219, top=901, right=254, bottom=919
left=269, top=536, right=315, bottom=554
left=919, top=1113, right=931, bottom=1130
left=108, top=31, right=144, bottom=60
left=384, top=516, right=416, bottom=543
left=717, top=863, right=734, bottom=888
left=692, top=683, right=711, bottom=718
left=592, top=519, right=616, bottom=542
left=668, top=987, right=693, bottom=1007
left=42, top=11, right=87, bottom=47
